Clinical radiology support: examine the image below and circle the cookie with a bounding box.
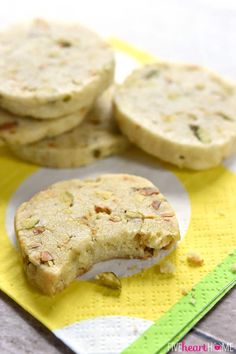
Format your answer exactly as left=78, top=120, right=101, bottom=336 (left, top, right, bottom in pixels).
left=0, top=106, right=89, bottom=146
left=10, top=90, right=129, bottom=167
left=114, top=62, right=236, bottom=169
left=15, top=174, right=180, bottom=295
left=0, top=19, right=114, bottom=119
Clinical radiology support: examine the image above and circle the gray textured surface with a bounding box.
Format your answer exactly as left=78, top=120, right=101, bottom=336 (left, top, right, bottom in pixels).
left=0, top=287, right=235, bottom=354
left=0, top=291, right=74, bottom=354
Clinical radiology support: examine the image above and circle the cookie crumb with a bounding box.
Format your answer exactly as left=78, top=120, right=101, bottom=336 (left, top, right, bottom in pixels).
left=159, top=260, right=175, bottom=274
left=189, top=297, right=196, bottom=306
left=231, top=263, right=236, bottom=273
left=127, top=264, right=138, bottom=271
left=133, top=325, right=139, bottom=335
left=187, top=251, right=204, bottom=266
left=181, top=288, right=188, bottom=296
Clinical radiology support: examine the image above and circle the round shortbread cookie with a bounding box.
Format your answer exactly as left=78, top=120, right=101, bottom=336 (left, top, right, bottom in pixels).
left=0, top=106, right=89, bottom=146
left=15, top=174, right=180, bottom=295
left=0, top=19, right=114, bottom=119
left=10, top=90, right=130, bottom=167
left=114, top=63, right=236, bottom=170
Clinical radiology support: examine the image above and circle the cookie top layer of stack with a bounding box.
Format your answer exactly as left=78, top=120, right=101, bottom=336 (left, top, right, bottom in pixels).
left=114, top=62, right=236, bottom=169
left=0, top=19, right=114, bottom=118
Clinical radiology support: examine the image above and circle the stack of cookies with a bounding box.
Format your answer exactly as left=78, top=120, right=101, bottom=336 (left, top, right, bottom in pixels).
left=1, top=19, right=236, bottom=170
left=0, top=19, right=129, bottom=168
